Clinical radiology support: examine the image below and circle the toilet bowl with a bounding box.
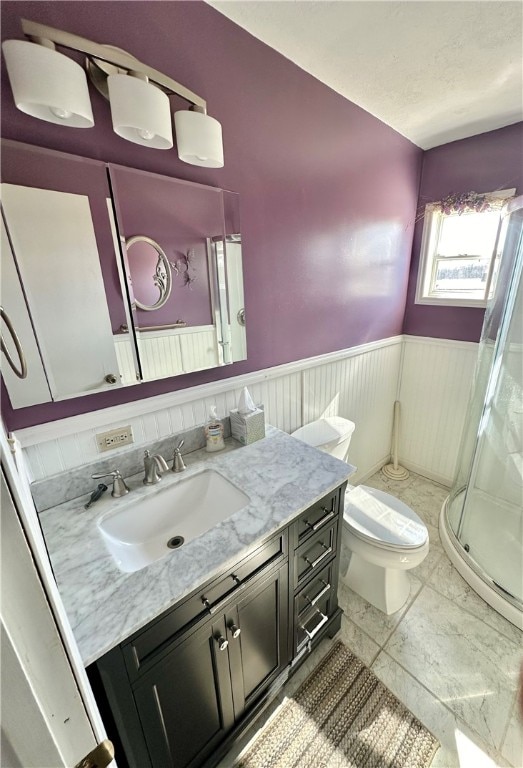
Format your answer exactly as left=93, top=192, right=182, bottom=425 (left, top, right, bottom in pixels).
left=291, top=417, right=429, bottom=614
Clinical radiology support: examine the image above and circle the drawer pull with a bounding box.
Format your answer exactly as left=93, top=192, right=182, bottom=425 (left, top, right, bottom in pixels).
left=299, top=608, right=329, bottom=643
left=304, top=544, right=332, bottom=570
left=304, top=580, right=331, bottom=608
left=304, top=508, right=335, bottom=532
left=201, top=576, right=247, bottom=616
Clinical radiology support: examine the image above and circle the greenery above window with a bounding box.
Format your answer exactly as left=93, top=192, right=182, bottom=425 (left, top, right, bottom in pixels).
left=415, top=188, right=515, bottom=308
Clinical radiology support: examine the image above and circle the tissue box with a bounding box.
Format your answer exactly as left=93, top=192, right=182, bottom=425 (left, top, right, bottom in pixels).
left=230, top=405, right=265, bottom=445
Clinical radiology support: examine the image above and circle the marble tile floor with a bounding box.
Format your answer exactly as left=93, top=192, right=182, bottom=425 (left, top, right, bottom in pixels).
left=219, top=471, right=523, bottom=768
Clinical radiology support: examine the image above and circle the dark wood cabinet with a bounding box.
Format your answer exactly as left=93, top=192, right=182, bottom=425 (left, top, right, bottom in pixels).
left=226, top=563, right=288, bottom=718
left=89, top=482, right=346, bottom=768
left=133, top=615, right=235, bottom=768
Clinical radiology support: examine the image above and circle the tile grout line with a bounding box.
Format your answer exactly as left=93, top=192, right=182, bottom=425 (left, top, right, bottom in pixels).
left=424, top=573, right=523, bottom=648
left=371, top=647, right=508, bottom=765
left=498, top=687, right=519, bottom=759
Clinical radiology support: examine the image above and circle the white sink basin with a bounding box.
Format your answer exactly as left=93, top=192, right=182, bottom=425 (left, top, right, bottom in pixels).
left=97, top=469, right=250, bottom=573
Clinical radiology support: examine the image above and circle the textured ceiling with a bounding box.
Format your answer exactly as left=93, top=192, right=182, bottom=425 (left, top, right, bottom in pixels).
left=208, top=1, right=523, bottom=149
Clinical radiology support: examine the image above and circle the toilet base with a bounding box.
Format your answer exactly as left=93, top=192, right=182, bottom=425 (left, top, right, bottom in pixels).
left=343, top=551, right=411, bottom=615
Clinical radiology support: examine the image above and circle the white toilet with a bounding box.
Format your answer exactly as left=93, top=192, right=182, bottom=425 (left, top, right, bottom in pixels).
left=292, top=417, right=429, bottom=614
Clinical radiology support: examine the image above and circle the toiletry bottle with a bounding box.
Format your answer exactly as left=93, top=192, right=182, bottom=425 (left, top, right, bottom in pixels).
left=205, top=406, right=225, bottom=452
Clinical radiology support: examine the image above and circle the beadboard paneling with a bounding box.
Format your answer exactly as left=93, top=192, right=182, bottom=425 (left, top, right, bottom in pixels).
left=16, top=336, right=478, bottom=487
left=303, top=341, right=402, bottom=484
left=18, top=339, right=400, bottom=481
left=398, top=337, right=478, bottom=485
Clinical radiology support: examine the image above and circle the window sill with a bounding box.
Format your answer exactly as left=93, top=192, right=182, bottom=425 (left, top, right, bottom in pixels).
left=415, top=296, right=488, bottom=309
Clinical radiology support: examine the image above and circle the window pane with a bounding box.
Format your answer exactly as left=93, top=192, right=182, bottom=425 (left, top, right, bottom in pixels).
left=438, top=210, right=500, bottom=258
left=433, top=257, right=489, bottom=296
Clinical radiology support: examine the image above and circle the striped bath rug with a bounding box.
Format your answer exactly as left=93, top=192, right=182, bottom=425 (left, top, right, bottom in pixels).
left=236, top=641, right=439, bottom=768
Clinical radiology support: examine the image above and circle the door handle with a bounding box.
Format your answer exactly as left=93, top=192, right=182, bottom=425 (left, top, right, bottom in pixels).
left=215, top=634, right=229, bottom=651
left=228, top=622, right=241, bottom=639
left=0, top=306, right=27, bottom=379
left=73, top=740, right=114, bottom=768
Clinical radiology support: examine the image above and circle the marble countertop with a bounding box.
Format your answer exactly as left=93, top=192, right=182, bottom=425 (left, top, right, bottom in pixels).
left=40, top=426, right=352, bottom=666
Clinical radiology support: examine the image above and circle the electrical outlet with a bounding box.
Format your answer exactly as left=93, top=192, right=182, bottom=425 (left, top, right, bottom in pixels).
left=96, top=426, right=134, bottom=453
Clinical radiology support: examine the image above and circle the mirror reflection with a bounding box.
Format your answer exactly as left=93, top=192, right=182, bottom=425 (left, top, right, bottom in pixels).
left=110, top=164, right=247, bottom=384
left=0, top=140, right=247, bottom=409
left=125, top=235, right=172, bottom=311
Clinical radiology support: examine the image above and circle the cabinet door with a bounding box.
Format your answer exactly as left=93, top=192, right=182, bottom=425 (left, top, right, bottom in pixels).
left=133, top=615, right=234, bottom=768
left=227, top=563, right=289, bottom=718
left=2, top=183, right=122, bottom=400
left=0, top=216, right=52, bottom=407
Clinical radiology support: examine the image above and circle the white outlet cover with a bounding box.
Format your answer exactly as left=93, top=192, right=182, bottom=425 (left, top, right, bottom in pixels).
left=96, top=425, right=134, bottom=453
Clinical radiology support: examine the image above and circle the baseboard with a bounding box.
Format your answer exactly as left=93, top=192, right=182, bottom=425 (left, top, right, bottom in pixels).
left=352, top=456, right=390, bottom=485
left=399, top=459, right=452, bottom=488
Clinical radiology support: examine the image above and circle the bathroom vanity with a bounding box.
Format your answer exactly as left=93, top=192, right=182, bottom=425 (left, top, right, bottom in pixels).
left=37, top=428, right=352, bottom=768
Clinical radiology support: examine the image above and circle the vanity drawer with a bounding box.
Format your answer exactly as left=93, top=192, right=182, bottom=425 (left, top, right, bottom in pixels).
left=295, top=562, right=336, bottom=619
left=294, top=489, right=339, bottom=547
left=295, top=591, right=334, bottom=655
left=294, top=522, right=337, bottom=589
left=123, top=530, right=287, bottom=678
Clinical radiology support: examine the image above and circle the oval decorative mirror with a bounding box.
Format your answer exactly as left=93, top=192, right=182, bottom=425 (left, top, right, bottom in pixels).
left=125, top=235, right=172, bottom=311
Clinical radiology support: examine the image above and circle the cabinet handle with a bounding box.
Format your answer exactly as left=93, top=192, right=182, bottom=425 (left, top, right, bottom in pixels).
left=303, top=580, right=331, bottom=609
left=303, top=544, right=332, bottom=570
left=298, top=608, right=329, bottom=650
left=215, top=635, right=229, bottom=651
left=0, top=306, right=27, bottom=379
left=202, top=578, right=247, bottom=616
left=228, top=623, right=241, bottom=639
left=304, top=508, right=335, bottom=532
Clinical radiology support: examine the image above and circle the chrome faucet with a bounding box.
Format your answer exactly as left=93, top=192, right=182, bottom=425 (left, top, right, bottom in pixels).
left=143, top=450, right=169, bottom=485
left=172, top=439, right=186, bottom=473
left=92, top=469, right=130, bottom=498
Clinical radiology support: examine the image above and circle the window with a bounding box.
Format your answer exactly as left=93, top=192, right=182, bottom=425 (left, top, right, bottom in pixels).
left=415, top=189, right=515, bottom=307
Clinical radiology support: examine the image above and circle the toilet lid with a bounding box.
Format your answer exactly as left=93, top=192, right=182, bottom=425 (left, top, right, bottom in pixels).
left=291, top=417, right=355, bottom=449
left=344, top=485, right=428, bottom=549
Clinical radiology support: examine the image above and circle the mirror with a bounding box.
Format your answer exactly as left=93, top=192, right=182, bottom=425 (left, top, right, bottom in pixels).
left=0, top=140, right=247, bottom=408
left=110, top=164, right=247, bottom=383
left=125, top=235, right=172, bottom=311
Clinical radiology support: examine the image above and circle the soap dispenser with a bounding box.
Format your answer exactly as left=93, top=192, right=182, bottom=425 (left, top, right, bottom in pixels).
left=205, top=406, right=225, bottom=452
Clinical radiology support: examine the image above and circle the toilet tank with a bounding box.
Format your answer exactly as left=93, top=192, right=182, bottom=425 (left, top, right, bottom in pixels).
left=291, top=417, right=355, bottom=461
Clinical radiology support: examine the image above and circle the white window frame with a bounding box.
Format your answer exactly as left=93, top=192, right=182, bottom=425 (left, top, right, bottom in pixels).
left=415, top=188, right=516, bottom=308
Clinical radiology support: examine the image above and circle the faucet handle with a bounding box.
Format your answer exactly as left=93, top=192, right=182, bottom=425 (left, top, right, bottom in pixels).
left=91, top=469, right=130, bottom=498
left=172, top=439, right=186, bottom=473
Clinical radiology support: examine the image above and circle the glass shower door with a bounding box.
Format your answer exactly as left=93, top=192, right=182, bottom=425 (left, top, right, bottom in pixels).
left=447, top=198, right=523, bottom=606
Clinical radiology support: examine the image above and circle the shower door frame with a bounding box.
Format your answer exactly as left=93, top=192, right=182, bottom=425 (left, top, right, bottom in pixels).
left=442, top=195, right=523, bottom=625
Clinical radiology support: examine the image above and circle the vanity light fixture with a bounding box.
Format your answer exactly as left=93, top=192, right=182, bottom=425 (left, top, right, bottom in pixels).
left=2, top=19, right=224, bottom=167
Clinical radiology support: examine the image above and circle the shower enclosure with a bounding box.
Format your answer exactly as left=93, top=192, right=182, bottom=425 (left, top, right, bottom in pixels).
left=442, top=195, right=523, bottom=630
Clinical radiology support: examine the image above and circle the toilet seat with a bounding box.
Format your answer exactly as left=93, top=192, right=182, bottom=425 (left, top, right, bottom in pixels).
left=344, top=485, right=428, bottom=551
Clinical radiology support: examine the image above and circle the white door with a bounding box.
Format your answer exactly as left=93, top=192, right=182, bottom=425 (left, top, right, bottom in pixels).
left=1, top=427, right=113, bottom=767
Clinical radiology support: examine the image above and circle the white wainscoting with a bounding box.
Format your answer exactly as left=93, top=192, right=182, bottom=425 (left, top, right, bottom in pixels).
left=398, top=336, right=479, bottom=486
left=12, top=335, right=479, bottom=488
left=303, top=341, right=403, bottom=484
left=114, top=325, right=220, bottom=386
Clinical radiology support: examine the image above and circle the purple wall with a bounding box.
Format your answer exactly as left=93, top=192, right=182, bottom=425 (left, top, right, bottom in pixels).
left=403, top=123, right=523, bottom=341
left=1, top=1, right=421, bottom=430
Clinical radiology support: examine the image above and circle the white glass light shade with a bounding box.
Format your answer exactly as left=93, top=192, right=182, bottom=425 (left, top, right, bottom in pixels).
left=174, top=110, right=224, bottom=168
left=2, top=39, right=94, bottom=128
left=107, top=74, right=173, bottom=149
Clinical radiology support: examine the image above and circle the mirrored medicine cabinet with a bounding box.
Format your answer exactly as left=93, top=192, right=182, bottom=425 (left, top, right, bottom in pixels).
left=0, top=140, right=246, bottom=409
